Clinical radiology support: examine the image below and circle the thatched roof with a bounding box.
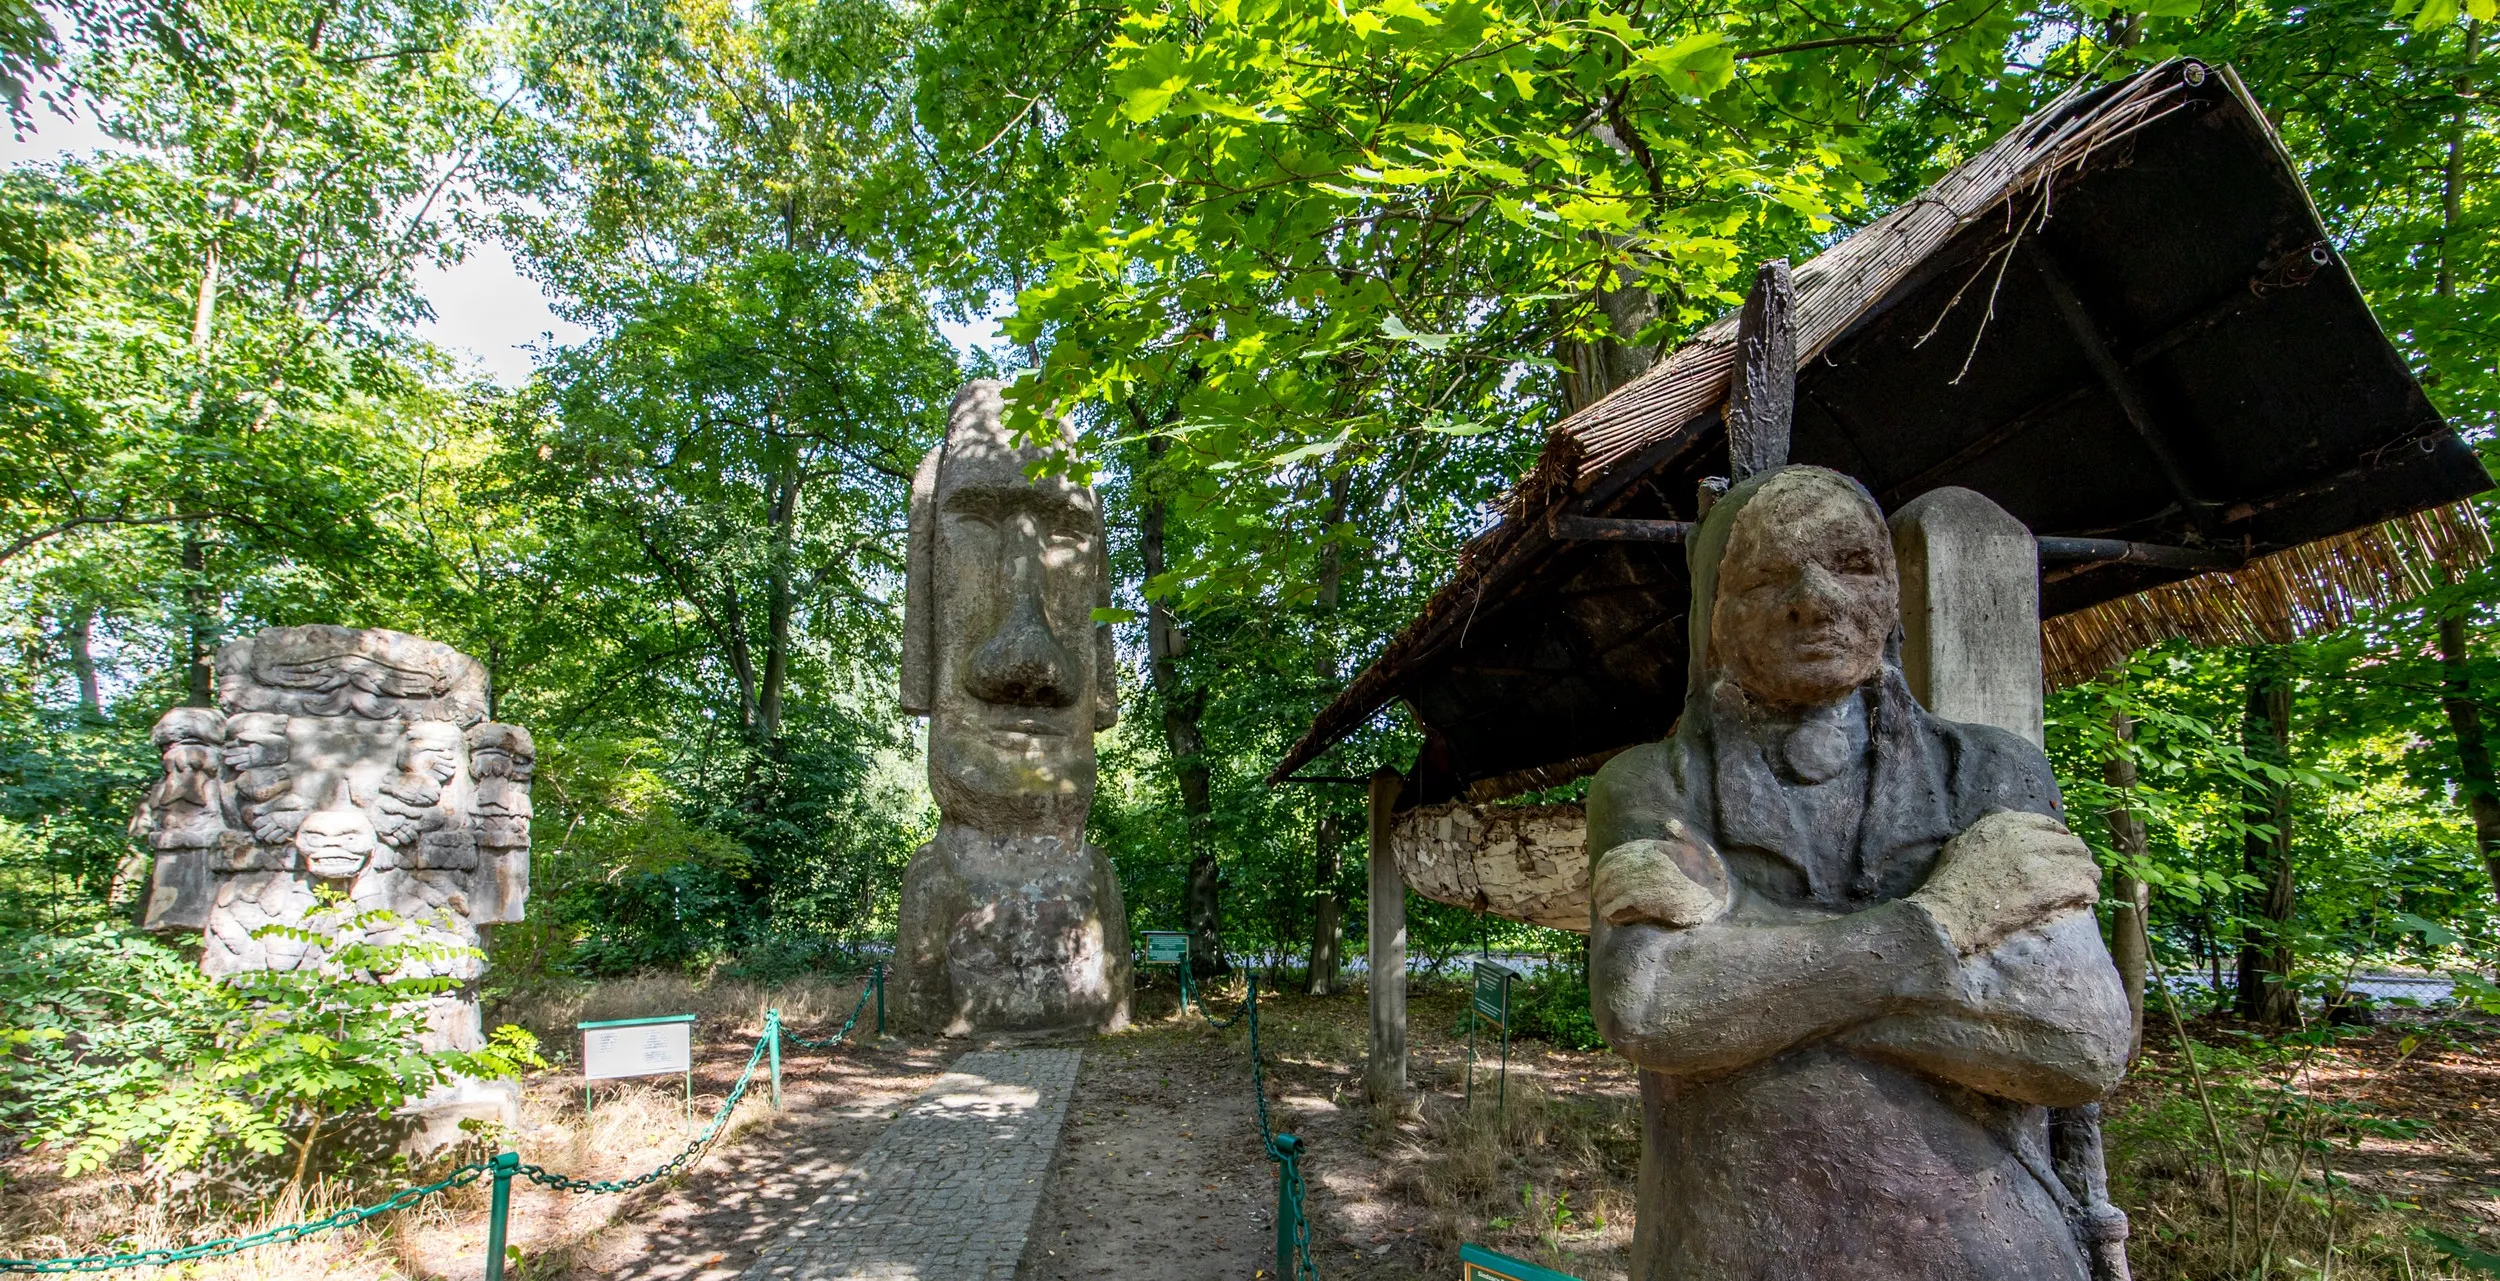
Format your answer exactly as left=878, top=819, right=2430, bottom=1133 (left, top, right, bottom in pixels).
left=1272, top=60, right=2491, bottom=802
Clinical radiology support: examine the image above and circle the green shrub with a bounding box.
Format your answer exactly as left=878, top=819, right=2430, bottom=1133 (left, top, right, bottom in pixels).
left=0, top=902, right=543, bottom=1185
left=1507, top=966, right=1607, bottom=1052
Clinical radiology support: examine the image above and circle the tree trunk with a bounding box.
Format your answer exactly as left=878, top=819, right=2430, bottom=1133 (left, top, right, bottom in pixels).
left=2436, top=609, right=2500, bottom=904
left=1306, top=473, right=1356, bottom=995
left=2103, top=710, right=2151, bottom=1059
left=2432, top=25, right=2499, bottom=906
left=67, top=604, right=101, bottom=718
left=2440, top=19, right=2484, bottom=299
left=181, top=533, right=215, bottom=706
left=1308, top=814, right=1345, bottom=995
left=1140, top=434, right=1222, bottom=973
left=1556, top=281, right=1660, bottom=415
left=2236, top=648, right=2299, bottom=1026
left=757, top=463, right=798, bottom=742
left=721, top=581, right=761, bottom=738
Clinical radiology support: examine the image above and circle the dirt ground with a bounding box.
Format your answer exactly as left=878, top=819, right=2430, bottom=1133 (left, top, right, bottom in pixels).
left=1013, top=975, right=1641, bottom=1281
left=8, top=972, right=2498, bottom=1281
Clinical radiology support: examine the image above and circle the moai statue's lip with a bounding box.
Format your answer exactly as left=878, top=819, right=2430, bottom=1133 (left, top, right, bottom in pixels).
left=984, top=716, right=1070, bottom=739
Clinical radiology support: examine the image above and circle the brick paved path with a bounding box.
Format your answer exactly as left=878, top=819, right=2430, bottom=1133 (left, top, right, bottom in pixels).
left=741, top=1047, right=1081, bottom=1281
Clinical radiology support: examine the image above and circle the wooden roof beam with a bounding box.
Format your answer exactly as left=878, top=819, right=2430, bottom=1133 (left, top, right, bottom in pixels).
left=2033, top=251, right=2221, bottom=531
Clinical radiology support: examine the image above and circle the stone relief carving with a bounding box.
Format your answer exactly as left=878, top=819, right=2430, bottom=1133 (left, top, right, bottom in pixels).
left=1586, top=466, right=2132, bottom=1280
left=892, top=380, right=1132, bottom=1036
left=131, top=626, right=533, bottom=1068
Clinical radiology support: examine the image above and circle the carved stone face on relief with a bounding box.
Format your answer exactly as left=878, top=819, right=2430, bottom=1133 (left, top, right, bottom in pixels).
left=296, top=782, right=379, bottom=881
left=144, top=707, right=230, bottom=851
left=903, top=381, right=1119, bottom=837
left=1711, top=467, right=1900, bottom=708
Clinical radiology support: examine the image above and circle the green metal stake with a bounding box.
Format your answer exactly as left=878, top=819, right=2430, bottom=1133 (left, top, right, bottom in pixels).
left=1465, top=1004, right=1477, bottom=1108
left=874, top=962, right=885, bottom=1036
left=483, top=1151, right=518, bottom=1281
left=1499, top=1016, right=1511, bottom=1114
left=1272, top=1133, right=1303, bottom=1281
left=768, top=1008, right=782, bottom=1110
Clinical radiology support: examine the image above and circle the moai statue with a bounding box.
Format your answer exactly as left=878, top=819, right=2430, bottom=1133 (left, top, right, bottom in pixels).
left=893, top=380, right=1132, bottom=1036
left=130, top=625, right=536, bottom=1142
left=1585, top=466, right=2132, bottom=1281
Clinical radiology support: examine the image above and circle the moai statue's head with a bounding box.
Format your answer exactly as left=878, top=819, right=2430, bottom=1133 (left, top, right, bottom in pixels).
left=902, top=381, right=1119, bottom=838
left=1699, top=466, right=1900, bottom=708
left=295, top=780, right=379, bottom=882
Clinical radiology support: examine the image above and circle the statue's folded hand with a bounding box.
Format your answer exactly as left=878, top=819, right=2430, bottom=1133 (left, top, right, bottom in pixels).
left=1908, top=808, right=2100, bottom=956
left=1593, top=821, right=1731, bottom=928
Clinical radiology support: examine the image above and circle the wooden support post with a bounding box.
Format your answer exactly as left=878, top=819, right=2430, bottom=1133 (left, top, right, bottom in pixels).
left=1726, top=260, right=1795, bottom=482
left=1365, top=768, right=1406, bottom=1104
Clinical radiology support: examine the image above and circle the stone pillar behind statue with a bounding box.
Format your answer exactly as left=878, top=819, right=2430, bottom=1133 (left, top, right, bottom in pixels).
left=1891, top=485, right=2045, bottom=746
left=1891, top=483, right=2132, bottom=1281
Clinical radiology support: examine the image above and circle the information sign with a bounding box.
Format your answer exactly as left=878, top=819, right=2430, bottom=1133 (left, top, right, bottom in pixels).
left=1460, top=1243, right=1585, bottom=1281
left=1472, top=960, right=1516, bottom=1029
left=577, top=1012, right=696, bottom=1117
left=1468, top=961, right=1521, bottom=1112
left=1141, top=930, right=1190, bottom=965
left=580, top=1013, right=695, bottom=1080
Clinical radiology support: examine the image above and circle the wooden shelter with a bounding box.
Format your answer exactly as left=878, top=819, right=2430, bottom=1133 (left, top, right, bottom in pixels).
left=1272, top=60, right=2492, bottom=807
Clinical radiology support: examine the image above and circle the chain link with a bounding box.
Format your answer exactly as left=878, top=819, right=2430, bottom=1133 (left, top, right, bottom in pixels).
left=783, top=967, right=880, bottom=1050
left=1239, top=974, right=1320, bottom=1279
left=1176, top=965, right=1248, bottom=1030
left=516, top=1026, right=773, bottom=1195
left=0, top=1163, right=487, bottom=1274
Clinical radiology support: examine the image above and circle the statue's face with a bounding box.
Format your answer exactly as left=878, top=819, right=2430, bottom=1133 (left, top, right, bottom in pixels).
left=295, top=804, right=378, bottom=880
left=927, top=431, right=1103, bottom=833
left=1712, top=472, right=1898, bottom=708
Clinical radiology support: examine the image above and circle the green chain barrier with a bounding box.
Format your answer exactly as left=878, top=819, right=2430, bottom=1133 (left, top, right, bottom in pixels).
left=1, top=986, right=882, bottom=1278
left=1238, top=974, right=1319, bottom=1279
left=0, top=1161, right=488, bottom=1275
left=514, top=1024, right=773, bottom=1195
left=783, top=964, right=882, bottom=1050
left=1176, top=963, right=1248, bottom=1029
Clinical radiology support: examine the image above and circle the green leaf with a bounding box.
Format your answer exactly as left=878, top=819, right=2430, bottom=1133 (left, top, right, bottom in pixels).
left=2393, top=912, right=2458, bottom=946
left=2420, top=1229, right=2500, bottom=1276
left=1380, top=313, right=1458, bottom=351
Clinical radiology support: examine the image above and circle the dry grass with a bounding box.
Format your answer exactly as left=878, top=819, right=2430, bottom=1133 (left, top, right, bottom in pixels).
left=1379, top=1077, right=1638, bottom=1278
left=1354, top=986, right=1641, bottom=1280
left=2109, top=1015, right=2500, bottom=1281
left=491, top=969, right=877, bottom=1055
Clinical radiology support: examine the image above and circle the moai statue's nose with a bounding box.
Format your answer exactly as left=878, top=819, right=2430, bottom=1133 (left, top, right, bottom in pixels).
left=964, top=543, right=1080, bottom=709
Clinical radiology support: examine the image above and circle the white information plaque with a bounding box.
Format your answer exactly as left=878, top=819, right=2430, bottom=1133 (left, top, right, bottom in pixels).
left=580, top=1015, right=694, bottom=1081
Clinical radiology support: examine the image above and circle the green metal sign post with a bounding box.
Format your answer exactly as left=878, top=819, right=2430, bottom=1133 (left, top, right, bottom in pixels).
left=1467, top=960, right=1518, bottom=1112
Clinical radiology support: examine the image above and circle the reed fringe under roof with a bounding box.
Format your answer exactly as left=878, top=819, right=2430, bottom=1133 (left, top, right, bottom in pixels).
left=2042, top=500, right=2492, bottom=685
